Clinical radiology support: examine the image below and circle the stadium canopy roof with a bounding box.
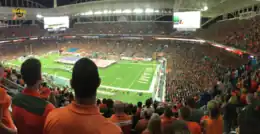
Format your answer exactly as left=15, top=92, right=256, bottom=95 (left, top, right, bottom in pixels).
left=202, top=0, right=260, bottom=17
left=26, top=0, right=260, bottom=17
left=51, top=0, right=260, bottom=17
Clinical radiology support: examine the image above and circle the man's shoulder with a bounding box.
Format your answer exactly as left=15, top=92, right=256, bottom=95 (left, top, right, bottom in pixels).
left=12, top=93, right=54, bottom=116
left=48, top=107, right=67, bottom=117
left=101, top=121, right=122, bottom=133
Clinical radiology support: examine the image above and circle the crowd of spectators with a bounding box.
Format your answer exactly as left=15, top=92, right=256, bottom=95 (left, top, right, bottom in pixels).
left=0, top=35, right=260, bottom=134
left=0, top=22, right=173, bottom=39
left=195, top=15, right=260, bottom=54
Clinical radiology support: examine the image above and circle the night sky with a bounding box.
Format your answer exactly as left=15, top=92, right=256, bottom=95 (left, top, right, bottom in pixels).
left=32, top=0, right=98, bottom=7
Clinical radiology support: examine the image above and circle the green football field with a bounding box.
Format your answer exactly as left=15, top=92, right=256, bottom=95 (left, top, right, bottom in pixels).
left=7, top=53, right=158, bottom=104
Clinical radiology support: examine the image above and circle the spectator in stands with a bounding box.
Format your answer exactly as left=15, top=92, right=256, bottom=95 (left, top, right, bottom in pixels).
left=131, top=106, right=139, bottom=130
left=142, top=113, right=162, bottom=134
left=161, top=107, right=175, bottom=131
left=202, top=100, right=223, bottom=134
left=103, top=98, right=114, bottom=118
left=163, top=120, right=191, bottom=134
left=48, top=92, right=57, bottom=107
left=44, top=58, right=121, bottom=134
left=16, top=74, right=24, bottom=86
left=136, top=101, right=142, bottom=118
left=110, top=101, right=132, bottom=134
left=97, top=99, right=101, bottom=106
left=40, top=83, right=51, bottom=100
left=12, top=58, right=55, bottom=134
left=100, top=98, right=107, bottom=109
left=222, top=95, right=238, bottom=134
left=238, top=93, right=260, bottom=134
left=186, top=97, right=203, bottom=123
left=179, top=107, right=201, bottom=134
left=0, top=64, right=17, bottom=134
left=135, top=108, right=153, bottom=134
left=141, top=98, right=154, bottom=118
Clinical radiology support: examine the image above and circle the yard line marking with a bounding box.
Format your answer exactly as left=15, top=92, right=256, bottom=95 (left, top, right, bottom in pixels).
left=128, top=67, right=146, bottom=89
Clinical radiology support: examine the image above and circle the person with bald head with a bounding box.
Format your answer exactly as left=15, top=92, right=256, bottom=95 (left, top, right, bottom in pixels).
left=110, top=101, right=132, bottom=134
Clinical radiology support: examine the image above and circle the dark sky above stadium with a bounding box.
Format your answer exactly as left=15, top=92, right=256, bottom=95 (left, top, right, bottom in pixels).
left=32, top=0, right=98, bottom=7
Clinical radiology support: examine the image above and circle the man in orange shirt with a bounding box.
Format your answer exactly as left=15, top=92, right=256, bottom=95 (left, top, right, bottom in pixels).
left=12, top=58, right=55, bottom=134
left=179, top=107, right=201, bottom=134
left=40, top=83, right=51, bottom=100
left=202, top=100, right=223, bottom=134
left=161, top=107, right=176, bottom=131
left=0, top=64, right=17, bottom=134
left=44, top=58, right=121, bottom=134
left=110, top=101, right=131, bottom=134
left=135, top=108, right=152, bottom=134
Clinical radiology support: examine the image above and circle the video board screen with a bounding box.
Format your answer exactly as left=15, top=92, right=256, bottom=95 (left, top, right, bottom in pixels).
left=44, top=16, right=69, bottom=31
left=173, top=11, right=201, bottom=29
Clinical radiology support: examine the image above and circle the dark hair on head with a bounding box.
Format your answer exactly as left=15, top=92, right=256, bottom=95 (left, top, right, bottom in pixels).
left=21, top=58, right=41, bottom=86
left=42, top=82, right=47, bottom=87
left=71, top=58, right=100, bottom=98
left=16, top=74, right=22, bottom=79
left=97, top=99, right=101, bottom=105
left=132, top=106, right=137, bottom=114
left=137, top=101, right=142, bottom=108
left=106, top=99, right=114, bottom=108
left=164, top=107, right=173, bottom=118
left=173, top=105, right=177, bottom=109
left=179, top=107, right=191, bottom=121
left=102, top=98, right=107, bottom=104
left=145, top=98, right=152, bottom=108
left=186, top=97, right=196, bottom=108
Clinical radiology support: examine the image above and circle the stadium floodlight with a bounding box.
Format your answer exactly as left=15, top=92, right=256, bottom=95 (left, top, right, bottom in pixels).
left=154, top=10, right=159, bottom=13
left=103, top=10, right=108, bottom=14
left=85, top=11, right=93, bottom=15
left=203, top=6, right=208, bottom=11
left=133, top=8, right=143, bottom=14
left=94, top=11, right=103, bottom=15
left=113, top=9, right=122, bottom=14
left=122, top=9, right=132, bottom=14
left=36, top=14, right=43, bottom=18
left=145, top=8, right=154, bottom=13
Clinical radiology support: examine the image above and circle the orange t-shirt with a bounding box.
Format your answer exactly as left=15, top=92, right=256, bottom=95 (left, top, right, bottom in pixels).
left=204, top=116, right=223, bottom=134
left=44, top=102, right=121, bottom=134
left=0, top=87, right=16, bottom=130
left=135, top=119, right=149, bottom=133
left=186, top=121, right=201, bottom=134
left=161, top=114, right=176, bottom=129
left=110, top=113, right=132, bottom=134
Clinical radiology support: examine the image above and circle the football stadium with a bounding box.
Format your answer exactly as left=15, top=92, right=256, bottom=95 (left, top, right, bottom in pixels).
left=1, top=0, right=260, bottom=134
left=6, top=51, right=159, bottom=103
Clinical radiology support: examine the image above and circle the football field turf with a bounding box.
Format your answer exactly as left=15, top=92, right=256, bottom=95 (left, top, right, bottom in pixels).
left=7, top=53, right=158, bottom=103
